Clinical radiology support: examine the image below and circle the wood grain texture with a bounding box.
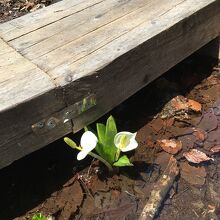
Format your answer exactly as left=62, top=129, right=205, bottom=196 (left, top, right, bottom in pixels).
left=0, top=0, right=105, bottom=41
left=0, top=92, right=72, bottom=168
left=59, top=0, right=220, bottom=131
left=50, top=0, right=220, bottom=85
left=8, top=0, right=151, bottom=56
left=31, top=0, right=181, bottom=71
left=0, top=38, right=72, bottom=168
left=0, top=38, right=55, bottom=112
left=0, top=0, right=219, bottom=169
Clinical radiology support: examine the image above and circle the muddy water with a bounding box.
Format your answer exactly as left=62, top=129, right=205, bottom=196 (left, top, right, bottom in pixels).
left=0, top=54, right=219, bottom=220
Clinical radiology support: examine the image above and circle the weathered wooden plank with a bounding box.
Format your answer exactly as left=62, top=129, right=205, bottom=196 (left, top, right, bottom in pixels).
left=0, top=39, right=14, bottom=54
left=57, top=0, right=220, bottom=131
left=0, top=0, right=104, bottom=40
left=0, top=95, right=72, bottom=168
left=8, top=0, right=152, bottom=59
left=31, top=0, right=184, bottom=71
left=50, top=0, right=220, bottom=84
left=0, top=38, right=72, bottom=168
left=0, top=38, right=55, bottom=111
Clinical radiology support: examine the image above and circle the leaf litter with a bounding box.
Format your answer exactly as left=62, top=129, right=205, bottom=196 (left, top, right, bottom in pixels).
left=158, top=139, right=182, bottom=155
left=183, top=149, right=214, bottom=164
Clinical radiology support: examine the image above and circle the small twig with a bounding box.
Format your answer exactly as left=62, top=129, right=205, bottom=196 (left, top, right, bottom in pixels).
left=78, top=177, right=94, bottom=198
left=173, top=187, right=189, bottom=199
left=139, top=156, right=179, bottom=220
left=87, top=158, right=95, bottom=178
left=192, top=209, right=199, bottom=218
left=124, top=190, right=136, bottom=198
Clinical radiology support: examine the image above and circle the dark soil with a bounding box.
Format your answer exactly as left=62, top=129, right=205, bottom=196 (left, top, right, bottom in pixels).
left=0, top=47, right=220, bottom=220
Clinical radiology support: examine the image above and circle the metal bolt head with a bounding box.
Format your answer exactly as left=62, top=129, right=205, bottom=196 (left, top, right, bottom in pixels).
left=47, top=118, right=57, bottom=129
left=36, top=121, right=45, bottom=128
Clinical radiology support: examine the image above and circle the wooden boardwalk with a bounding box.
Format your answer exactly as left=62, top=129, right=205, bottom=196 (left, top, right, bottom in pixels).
left=0, top=0, right=219, bottom=168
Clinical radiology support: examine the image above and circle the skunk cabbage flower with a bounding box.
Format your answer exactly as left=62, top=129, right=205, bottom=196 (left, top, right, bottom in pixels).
left=114, top=132, right=138, bottom=152
left=77, top=131, right=98, bottom=160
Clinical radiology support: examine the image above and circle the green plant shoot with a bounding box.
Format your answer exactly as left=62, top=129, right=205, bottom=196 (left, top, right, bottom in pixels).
left=64, top=115, right=138, bottom=171
left=31, top=213, right=46, bottom=220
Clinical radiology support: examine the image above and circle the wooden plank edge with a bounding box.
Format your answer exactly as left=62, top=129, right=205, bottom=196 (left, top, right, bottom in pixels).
left=0, top=88, right=73, bottom=169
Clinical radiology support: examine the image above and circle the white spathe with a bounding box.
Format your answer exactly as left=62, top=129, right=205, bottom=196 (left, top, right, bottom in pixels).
left=114, top=132, right=138, bottom=152
left=77, top=131, right=98, bottom=160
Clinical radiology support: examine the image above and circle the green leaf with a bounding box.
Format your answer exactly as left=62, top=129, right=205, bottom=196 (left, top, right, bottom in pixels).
left=96, top=123, right=106, bottom=145
left=32, top=213, right=46, bottom=220
left=113, top=155, right=133, bottom=167
left=102, top=116, right=118, bottom=163
left=105, top=116, right=117, bottom=146
left=64, top=137, right=77, bottom=149
left=95, top=123, right=107, bottom=158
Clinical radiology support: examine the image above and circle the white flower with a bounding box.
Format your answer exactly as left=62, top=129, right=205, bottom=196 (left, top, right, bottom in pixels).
left=114, top=132, right=138, bottom=152
left=77, top=131, right=98, bottom=160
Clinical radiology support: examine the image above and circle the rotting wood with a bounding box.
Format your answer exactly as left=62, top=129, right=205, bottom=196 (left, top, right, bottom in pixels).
left=139, top=156, right=179, bottom=220
left=0, top=0, right=219, bottom=169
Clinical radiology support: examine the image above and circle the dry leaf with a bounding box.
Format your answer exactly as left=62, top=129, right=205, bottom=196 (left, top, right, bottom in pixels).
left=210, top=146, right=220, bottom=153
left=158, top=139, right=182, bottom=155
left=183, top=149, right=214, bottom=163
left=30, top=3, right=44, bottom=12
left=193, top=128, right=207, bottom=141
left=187, top=99, right=202, bottom=112
left=24, top=2, right=35, bottom=11
left=170, top=96, right=201, bottom=112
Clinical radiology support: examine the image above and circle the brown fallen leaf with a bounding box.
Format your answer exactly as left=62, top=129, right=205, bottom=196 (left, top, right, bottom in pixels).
left=187, top=99, right=202, bottom=112
left=24, top=2, right=35, bottom=11
left=210, top=146, right=220, bottom=153
left=171, top=96, right=201, bottom=112
left=183, top=149, right=214, bottom=163
left=158, top=139, right=182, bottom=155
left=193, top=128, right=207, bottom=141
left=30, top=3, right=45, bottom=12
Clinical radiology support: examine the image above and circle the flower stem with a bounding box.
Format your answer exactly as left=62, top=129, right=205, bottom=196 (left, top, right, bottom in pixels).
left=88, top=151, right=113, bottom=172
